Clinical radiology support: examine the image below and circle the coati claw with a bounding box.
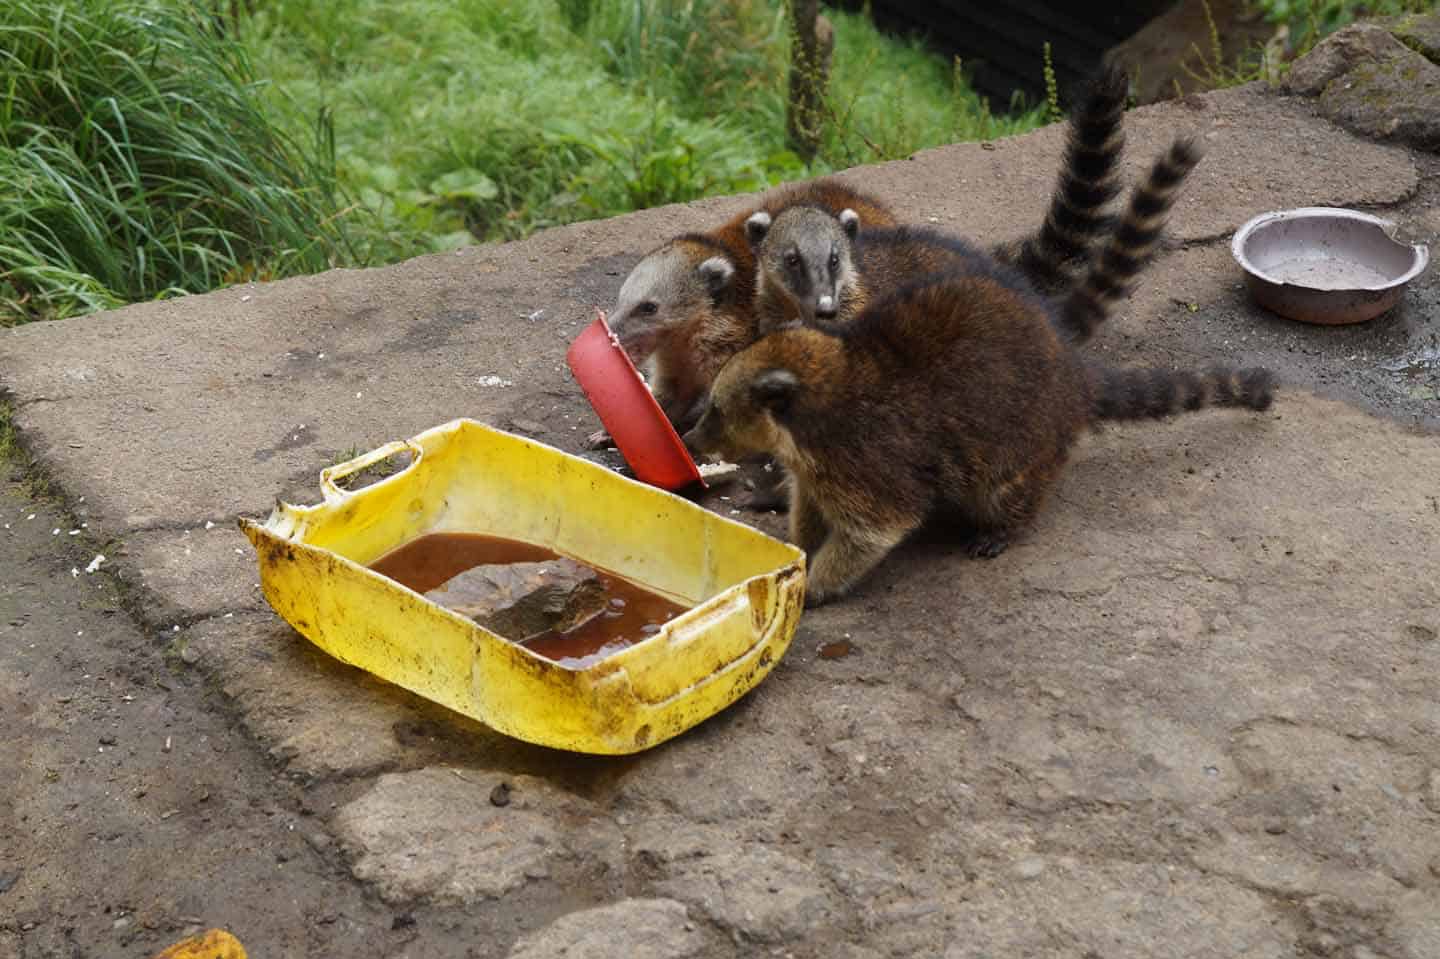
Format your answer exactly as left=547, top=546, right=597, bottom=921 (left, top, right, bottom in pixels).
left=584, top=429, right=616, bottom=450
left=964, top=533, right=1011, bottom=559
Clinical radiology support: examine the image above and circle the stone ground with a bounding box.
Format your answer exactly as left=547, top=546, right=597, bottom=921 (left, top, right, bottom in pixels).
left=3, top=36, right=1440, bottom=959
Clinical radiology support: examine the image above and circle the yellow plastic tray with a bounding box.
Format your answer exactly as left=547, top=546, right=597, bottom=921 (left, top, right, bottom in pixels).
left=240, top=419, right=806, bottom=755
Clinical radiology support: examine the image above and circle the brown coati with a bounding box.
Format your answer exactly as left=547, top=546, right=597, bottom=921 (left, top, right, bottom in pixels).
left=743, top=65, right=1134, bottom=332
left=683, top=267, right=1274, bottom=607
left=602, top=178, right=899, bottom=435
left=746, top=135, right=1201, bottom=342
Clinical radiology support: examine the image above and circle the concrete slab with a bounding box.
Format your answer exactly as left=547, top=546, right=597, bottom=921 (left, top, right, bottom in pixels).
left=5, top=80, right=1440, bottom=955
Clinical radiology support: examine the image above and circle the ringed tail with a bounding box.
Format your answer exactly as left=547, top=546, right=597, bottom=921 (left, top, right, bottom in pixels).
left=1060, top=136, right=1204, bottom=343
left=1088, top=362, right=1275, bottom=421
left=1004, top=64, right=1129, bottom=292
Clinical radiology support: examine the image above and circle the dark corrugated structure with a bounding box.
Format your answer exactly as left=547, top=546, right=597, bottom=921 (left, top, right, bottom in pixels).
left=833, top=1, right=1177, bottom=109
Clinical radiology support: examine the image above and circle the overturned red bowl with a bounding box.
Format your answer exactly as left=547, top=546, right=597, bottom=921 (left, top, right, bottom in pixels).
left=566, top=310, right=705, bottom=491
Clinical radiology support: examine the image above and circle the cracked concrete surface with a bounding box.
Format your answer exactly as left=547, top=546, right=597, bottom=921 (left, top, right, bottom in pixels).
left=3, top=74, right=1440, bottom=958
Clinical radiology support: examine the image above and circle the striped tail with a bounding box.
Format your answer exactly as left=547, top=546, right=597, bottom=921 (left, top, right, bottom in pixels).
left=1059, top=136, right=1203, bottom=343
left=995, top=64, right=1129, bottom=293
left=1088, top=362, right=1275, bottom=421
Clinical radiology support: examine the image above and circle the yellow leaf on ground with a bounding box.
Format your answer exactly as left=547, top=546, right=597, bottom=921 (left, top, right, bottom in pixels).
left=151, top=929, right=246, bottom=959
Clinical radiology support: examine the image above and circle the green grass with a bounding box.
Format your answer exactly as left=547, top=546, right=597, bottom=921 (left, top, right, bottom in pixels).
left=2, top=0, right=1047, bottom=325
left=0, top=0, right=353, bottom=325
left=241, top=0, right=1045, bottom=254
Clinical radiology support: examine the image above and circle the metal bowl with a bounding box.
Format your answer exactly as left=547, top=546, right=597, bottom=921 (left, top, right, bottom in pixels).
left=1231, top=207, right=1429, bottom=325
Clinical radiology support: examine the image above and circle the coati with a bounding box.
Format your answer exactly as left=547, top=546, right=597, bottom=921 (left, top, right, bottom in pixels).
left=603, top=178, right=899, bottom=435
left=745, top=135, right=1200, bottom=344
left=744, top=65, right=1133, bottom=333
left=683, top=269, right=1275, bottom=607
left=599, top=64, right=1131, bottom=435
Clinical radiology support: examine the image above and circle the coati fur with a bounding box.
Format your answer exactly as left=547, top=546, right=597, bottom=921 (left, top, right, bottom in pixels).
left=683, top=267, right=1274, bottom=607
left=746, top=135, right=1202, bottom=343
left=604, top=178, right=898, bottom=433
left=743, top=65, right=1133, bottom=332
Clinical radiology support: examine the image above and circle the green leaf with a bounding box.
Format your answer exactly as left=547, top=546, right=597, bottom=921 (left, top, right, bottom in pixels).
left=427, top=168, right=498, bottom=201
left=431, top=229, right=476, bottom=252
left=368, top=163, right=402, bottom=192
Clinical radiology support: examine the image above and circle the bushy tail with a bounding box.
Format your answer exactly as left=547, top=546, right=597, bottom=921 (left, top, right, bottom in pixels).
left=1060, top=136, right=1204, bottom=343
left=995, top=65, right=1129, bottom=293
left=1088, top=362, right=1276, bottom=421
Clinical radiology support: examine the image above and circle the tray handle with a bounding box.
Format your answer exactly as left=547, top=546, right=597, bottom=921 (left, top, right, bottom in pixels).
left=320, top=439, right=424, bottom=503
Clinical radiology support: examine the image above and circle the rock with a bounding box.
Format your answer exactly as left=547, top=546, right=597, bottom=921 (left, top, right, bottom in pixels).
left=1105, top=0, right=1274, bottom=104
left=1284, top=23, right=1410, bottom=95
left=0, top=872, right=18, bottom=894
left=1282, top=21, right=1440, bottom=151
left=506, top=899, right=706, bottom=959
left=332, top=768, right=624, bottom=906
left=508, top=418, right=548, bottom=435
left=476, top=571, right=608, bottom=641
left=1390, top=12, right=1440, bottom=63
left=1319, top=47, right=1440, bottom=151
left=423, top=558, right=592, bottom=626
left=655, top=845, right=831, bottom=944
left=1425, top=769, right=1440, bottom=815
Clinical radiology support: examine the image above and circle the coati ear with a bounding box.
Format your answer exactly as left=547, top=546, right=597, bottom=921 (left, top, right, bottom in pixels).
left=745, top=211, right=773, bottom=249
left=839, top=208, right=860, bottom=240
left=697, top=256, right=736, bottom=302
left=751, top=368, right=800, bottom=416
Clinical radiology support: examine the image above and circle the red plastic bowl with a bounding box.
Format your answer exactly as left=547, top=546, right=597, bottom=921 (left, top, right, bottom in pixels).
left=566, top=311, right=705, bottom=491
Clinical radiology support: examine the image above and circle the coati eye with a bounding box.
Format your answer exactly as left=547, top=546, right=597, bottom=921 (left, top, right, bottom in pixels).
left=828, top=251, right=840, bottom=271
left=636, top=301, right=658, bottom=315
left=784, top=251, right=800, bottom=269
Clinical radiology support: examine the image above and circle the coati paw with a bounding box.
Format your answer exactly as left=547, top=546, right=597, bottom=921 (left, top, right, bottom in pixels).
left=803, top=587, right=837, bottom=609
left=963, top=532, right=1010, bottom=559
left=584, top=429, right=616, bottom=450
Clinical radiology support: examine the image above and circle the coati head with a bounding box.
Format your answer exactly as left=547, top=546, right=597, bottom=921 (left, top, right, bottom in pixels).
left=608, top=238, right=738, bottom=362
left=683, top=329, right=833, bottom=465
left=746, top=205, right=860, bottom=331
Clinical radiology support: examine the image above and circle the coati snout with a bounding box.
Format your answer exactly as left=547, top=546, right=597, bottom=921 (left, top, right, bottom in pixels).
left=609, top=243, right=736, bottom=359
left=747, top=206, right=860, bottom=331
left=683, top=366, right=797, bottom=464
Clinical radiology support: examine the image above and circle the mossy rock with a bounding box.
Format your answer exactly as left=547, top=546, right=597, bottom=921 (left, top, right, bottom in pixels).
left=1318, top=45, right=1440, bottom=152
left=1387, top=12, right=1440, bottom=65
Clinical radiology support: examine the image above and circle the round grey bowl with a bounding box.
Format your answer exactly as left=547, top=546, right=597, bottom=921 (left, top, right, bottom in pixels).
left=1231, top=207, right=1430, bottom=325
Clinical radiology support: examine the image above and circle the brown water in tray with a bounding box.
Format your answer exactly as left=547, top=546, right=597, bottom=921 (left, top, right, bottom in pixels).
left=369, top=532, right=687, bottom=669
